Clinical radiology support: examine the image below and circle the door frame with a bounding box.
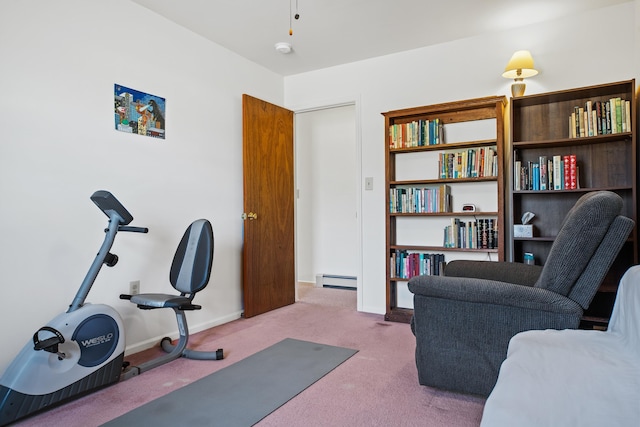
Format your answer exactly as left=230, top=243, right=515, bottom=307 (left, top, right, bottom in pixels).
left=292, top=96, right=363, bottom=311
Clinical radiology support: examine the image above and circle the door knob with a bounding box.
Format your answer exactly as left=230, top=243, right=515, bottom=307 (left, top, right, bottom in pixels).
left=242, top=212, right=258, bottom=220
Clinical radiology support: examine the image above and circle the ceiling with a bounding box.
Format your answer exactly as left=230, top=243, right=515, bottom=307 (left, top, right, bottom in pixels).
left=131, top=0, right=630, bottom=76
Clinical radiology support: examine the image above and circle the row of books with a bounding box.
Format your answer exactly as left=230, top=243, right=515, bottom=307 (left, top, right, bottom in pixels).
left=569, top=98, right=631, bottom=138
left=439, top=147, right=498, bottom=179
left=389, top=185, right=451, bottom=213
left=514, top=154, right=578, bottom=191
left=389, top=119, right=444, bottom=149
left=390, top=250, right=446, bottom=279
left=444, top=218, right=497, bottom=249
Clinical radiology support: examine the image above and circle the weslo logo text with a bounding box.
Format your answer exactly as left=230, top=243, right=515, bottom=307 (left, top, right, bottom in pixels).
left=80, top=333, right=114, bottom=348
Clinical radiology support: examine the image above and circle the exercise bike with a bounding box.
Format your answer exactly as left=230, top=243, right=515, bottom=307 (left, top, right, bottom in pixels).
left=0, top=191, right=223, bottom=426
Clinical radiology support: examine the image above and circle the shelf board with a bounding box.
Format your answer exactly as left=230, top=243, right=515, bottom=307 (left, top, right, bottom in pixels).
left=511, top=80, right=633, bottom=107
left=512, top=186, right=633, bottom=194
left=389, top=139, right=497, bottom=153
left=384, top=308, right=413, bottom=324
left=579, top=316, right=609, bottom=330
left=390, top=176, right=497, bottom=186
left=390, top=245, right=498, bottom=253
left=390, top=211, right=498, bottom=217
left=513, top=236, right=554, bottom=242
left=513, top=132, right=632, bottom=149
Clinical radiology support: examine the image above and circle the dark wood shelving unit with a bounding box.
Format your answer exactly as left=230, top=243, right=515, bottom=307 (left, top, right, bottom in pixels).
left=383, top=96, right=507, bottom=323
left=508, top=79, right=637, bottom=326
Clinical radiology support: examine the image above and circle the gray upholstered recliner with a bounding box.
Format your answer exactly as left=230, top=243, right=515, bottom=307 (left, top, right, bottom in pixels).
left=408, top=191, right=634, bottom=396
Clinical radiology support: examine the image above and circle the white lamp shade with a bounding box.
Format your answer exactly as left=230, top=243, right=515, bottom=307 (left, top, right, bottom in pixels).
left=502, top=50, right=538, bottom=79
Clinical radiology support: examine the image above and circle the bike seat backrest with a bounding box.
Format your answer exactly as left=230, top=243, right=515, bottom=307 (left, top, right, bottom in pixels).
left=170, top=219, right=214, bottom=296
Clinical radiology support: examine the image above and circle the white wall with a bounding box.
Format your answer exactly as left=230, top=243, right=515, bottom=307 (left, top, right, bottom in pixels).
left=0, top=0, right=283, bottom=370
left=295, top=105, right=358, bottom=284
left=284, top=2, right=639, bottom=314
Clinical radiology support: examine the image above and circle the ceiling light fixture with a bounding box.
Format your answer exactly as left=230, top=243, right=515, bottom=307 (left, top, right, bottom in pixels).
left=289, top=0, right=300, bottom=36
left=275, top=42, right=292, bottom=54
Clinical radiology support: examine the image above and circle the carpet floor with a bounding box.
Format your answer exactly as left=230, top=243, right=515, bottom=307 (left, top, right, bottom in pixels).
left=12, top=284, right=485, bottom=426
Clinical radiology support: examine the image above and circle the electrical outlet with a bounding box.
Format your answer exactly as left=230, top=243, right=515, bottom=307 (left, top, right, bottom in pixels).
left=129, top=280, right=140, bottom=295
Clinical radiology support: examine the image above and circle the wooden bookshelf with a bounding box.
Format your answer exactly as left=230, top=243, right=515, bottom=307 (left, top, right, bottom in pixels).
left=383, top=96, right=507, bottom=323
left=508, top=80, right=637, bottom=326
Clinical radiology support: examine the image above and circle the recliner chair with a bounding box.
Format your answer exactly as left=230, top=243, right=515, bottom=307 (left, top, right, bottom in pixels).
left=408, top=191, right=634, bottom=396
left=121, top=218, right=223, bottom=379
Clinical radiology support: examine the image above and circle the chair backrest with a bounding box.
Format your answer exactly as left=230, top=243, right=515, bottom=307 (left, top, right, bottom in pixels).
left=170, top=219, right=214, bottom=296
left=535, top=191, right=630, bottom=304
left=567, top=215, right=634, bottom=308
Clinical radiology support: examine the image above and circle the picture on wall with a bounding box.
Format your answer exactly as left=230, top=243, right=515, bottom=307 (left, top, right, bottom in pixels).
left=114, top=84, right=166, bottom=139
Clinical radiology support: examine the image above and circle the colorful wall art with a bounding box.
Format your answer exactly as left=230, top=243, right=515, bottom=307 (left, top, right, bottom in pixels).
left=114, top=84, right=166, bottom=139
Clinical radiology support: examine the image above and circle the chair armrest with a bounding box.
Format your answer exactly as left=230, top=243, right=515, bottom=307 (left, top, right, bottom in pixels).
left=444, top=260, right=543, bottom=287
left=408, top=274, right=580, bottom=314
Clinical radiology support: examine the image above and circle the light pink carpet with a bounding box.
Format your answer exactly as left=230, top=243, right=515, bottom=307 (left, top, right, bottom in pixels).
left=13, top=285, right=485, bottom=426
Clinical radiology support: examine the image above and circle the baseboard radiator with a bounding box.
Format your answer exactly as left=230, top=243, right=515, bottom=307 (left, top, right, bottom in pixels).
left=315, top=274, right=357, bottom=289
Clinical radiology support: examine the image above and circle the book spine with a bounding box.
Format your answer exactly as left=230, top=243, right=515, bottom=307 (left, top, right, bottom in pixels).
left=539, top=156, right=547, bottom=190
left=625, top=100, right=631, bottom=132
left=569, top=154, right=577, bottom=190
left=553, top=155, right=563, bottom=190
left=586, top=101, right=593, bottom=136
left=609, top=98, right=617, bottom=134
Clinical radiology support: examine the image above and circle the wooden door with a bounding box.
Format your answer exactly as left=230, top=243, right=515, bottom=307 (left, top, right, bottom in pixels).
left=242, top=94, right=295, bottom=318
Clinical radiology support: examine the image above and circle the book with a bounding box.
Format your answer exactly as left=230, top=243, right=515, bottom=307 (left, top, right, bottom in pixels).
left=532, top=163, right=540, bottom=191
left=609, top=98, right=618, bottom=134
left=553, top=155, right=563, bottom=190
left=615, top=98, right=623, bottom=133
left=625, top=100, right=631, bottom=132
left=539, top=156, right=547, bottom=190
left=585, top=101, right=593, bottom=136
left=595, top=101, right=603, bottom=135
left=569, top=154, right=577, bottom=190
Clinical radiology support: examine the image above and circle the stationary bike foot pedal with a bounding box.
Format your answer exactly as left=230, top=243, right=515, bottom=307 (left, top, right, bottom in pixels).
left=33, top=326, right=66, bottom=359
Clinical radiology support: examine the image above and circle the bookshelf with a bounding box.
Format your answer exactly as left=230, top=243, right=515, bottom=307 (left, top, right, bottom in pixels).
left=383, top=96, right=507, bottom=323
left=508, top=79, right=637, bottom=326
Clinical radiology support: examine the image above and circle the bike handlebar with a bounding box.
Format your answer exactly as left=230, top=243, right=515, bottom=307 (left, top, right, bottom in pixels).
left=117, top=226, right=149, bottom=233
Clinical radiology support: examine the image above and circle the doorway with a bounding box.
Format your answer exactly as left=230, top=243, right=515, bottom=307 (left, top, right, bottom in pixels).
left=294, top=103, right=361, bottom=308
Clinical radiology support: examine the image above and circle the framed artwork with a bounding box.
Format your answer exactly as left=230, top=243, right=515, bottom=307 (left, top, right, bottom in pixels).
left=114, top=84, right=166, bottom=139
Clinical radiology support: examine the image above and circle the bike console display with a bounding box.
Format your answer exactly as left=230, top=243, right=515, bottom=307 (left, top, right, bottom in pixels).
left=90, top=190, right=134, bottom=225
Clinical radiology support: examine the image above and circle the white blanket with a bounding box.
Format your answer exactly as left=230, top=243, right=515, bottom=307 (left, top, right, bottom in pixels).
left=481, top=265, right=640, bottom=427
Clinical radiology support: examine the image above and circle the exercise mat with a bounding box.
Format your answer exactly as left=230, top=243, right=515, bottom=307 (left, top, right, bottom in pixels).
left=102, top=338, right=358, bottom=426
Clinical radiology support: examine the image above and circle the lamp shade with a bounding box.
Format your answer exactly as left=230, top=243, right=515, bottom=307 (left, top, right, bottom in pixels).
left=502, top=50, right=538, bottom=79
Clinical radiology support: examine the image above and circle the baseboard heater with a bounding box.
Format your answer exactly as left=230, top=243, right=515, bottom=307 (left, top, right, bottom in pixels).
left=315, top=274, right=357, bottom=290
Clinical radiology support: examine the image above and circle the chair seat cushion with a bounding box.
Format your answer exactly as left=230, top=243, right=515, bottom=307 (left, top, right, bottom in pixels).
left=130, top=293, right=192, bottom=309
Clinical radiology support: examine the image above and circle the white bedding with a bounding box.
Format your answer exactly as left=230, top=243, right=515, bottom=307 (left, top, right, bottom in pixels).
left=481, top=266, right=640, bottom=427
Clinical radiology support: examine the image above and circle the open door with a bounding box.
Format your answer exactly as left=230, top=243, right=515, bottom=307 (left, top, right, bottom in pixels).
left=242, top=94, right=295, bottom=318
